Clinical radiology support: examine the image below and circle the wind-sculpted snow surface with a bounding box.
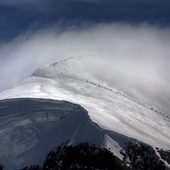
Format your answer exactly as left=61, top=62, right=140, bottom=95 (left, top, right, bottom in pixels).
left=0, top=98, right=138, bottom=169
left=0, top=98, right=107, bottom=169
left=0, top=57, right=170, bottom=168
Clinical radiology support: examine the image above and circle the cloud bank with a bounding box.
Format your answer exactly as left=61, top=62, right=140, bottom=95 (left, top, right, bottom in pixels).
left=0, top=23, right=170, bottom=102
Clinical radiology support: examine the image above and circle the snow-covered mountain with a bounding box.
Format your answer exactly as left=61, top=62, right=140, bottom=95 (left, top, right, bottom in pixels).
left=0, top=56, right=170, bottom=169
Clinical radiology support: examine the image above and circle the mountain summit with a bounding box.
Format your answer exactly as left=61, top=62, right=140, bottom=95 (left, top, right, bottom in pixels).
left=0, top=56, right=169, bottom=169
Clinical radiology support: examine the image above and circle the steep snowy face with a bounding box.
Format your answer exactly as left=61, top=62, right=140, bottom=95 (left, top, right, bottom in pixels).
left=0, top=56, right=170, bottom=152
left=0, top=98, right=133, bottom=170
left=0, top=98, right=92, bottom=169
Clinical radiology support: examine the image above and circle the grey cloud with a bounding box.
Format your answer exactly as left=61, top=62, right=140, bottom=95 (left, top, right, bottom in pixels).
left=0, top=23, right=170, bottom=101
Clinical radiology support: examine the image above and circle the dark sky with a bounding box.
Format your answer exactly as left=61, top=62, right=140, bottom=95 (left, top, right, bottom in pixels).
left=0, top=0, right=170, bottom=42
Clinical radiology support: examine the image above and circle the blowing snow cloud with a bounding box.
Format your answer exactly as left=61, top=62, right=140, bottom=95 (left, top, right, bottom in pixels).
left=0, top=23, right=170, bottom=96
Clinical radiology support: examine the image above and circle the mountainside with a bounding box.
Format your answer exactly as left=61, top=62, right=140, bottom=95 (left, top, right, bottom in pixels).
left=1, top=98, right=120, bottom=169
left=0, top=56, right=170, bottom=169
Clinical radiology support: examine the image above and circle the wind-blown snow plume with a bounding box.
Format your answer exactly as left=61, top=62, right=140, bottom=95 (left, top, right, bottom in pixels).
left=0, top=23, right=170, bottom=95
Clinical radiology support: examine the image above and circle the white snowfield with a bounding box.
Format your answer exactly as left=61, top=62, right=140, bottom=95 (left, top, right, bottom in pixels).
left=0, top=56, right=170, bottom=169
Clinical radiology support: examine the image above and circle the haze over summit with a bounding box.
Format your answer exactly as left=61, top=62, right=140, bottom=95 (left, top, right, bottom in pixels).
left=0, top=24, right=170, bottom=96
left=0, top=0, right=170, bottom=100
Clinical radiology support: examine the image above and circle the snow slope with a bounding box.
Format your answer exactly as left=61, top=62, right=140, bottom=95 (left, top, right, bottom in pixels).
left=0, top=98, right=130, bottom=169
left=0, top=56, right=170, bottom=168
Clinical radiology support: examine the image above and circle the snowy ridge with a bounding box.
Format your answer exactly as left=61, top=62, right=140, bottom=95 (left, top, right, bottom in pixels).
left=0, top=99, right=81, bottom=168
left=0, top=98, right=129, bottom=169
left=86, top=79, right=170, bottom=120
left=0, top=56, right=170, bottom=168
